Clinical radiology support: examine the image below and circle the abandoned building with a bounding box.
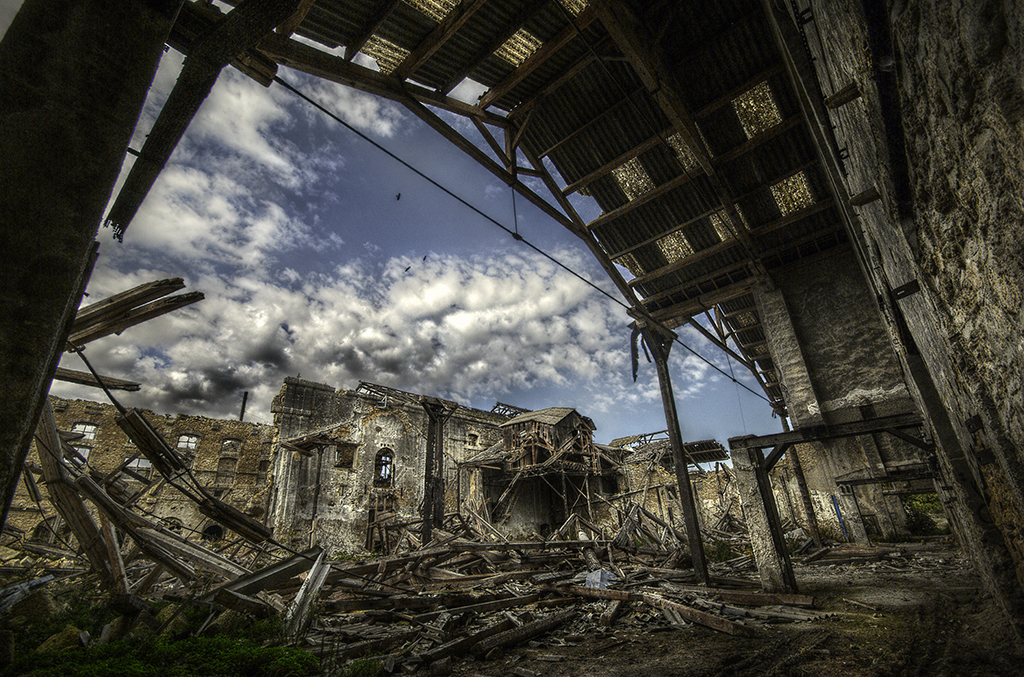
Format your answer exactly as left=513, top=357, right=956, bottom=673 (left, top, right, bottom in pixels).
left=3, top=0, right=1024, bottom=662
left=8, top=396, right=275, bottom=545
left=267, top=378, right=508, bottom=552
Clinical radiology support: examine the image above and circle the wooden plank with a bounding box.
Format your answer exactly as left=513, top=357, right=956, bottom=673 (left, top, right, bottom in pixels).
left=285, top=549, right=331, bottom=637
left=412, top=593, right=540, bottom=623
left=69, top=292, right=204, bottom=345
left=53, top=367, right=140, bottom=391
left=35, top=401, right=113, bottom=583
left=98, top=514, right=129, bottom=595
left=418, top=617, right=515, bottom=663
left=71, top=278, right=185, bottom=330
left=472, top=609, right=577, bottom=656
left=600, top=599, right=627, bottom=627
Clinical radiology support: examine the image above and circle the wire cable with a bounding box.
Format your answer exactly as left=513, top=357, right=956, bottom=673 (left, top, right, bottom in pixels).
left=272, top=74, right=768, bottom=404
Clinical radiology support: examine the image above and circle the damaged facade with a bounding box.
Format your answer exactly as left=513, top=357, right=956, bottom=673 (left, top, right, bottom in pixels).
left=267, top=378, right=506, bottom=553
left=8, top=396, right=274, bottom=545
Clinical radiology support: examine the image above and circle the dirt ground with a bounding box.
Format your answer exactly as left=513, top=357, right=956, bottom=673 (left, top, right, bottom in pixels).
left=432, top=544, right=1024, bottom=677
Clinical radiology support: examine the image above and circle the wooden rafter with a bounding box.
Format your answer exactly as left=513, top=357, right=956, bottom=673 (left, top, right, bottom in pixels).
left=393, top=0, right=490, bottom=81
left=436, top=0, right=549, bottom=95
left=344, top=0, right=403, bottom=61
left=478, top=6, right=597, bottom=109
left=276, top=0, right=317, bottom=38
left=105, top=0, right=303, bottom=237
left=562, top=125, right=676, bottom=197
left=257, top=33, right=507, bottom=125
left=538, top=85, right=646, bottom=158
left=589, top=0, right=763, bottom=271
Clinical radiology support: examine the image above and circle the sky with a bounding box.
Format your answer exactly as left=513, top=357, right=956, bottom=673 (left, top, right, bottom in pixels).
left=3, top=2, right=782, bottom=449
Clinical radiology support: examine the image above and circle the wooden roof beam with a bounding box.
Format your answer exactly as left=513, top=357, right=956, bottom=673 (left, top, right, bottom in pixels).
left=586, top=169, right=701, bottom=231
left=54, top=368, right=141, bottom=392
left=436, top=0, right=550, bottom=95
left=624, top=197, right=836, bottom=288
left=276, top=0, right=317, bottom=38
left=589, top=0, right=762, bottom=269
left=647, top=280, right=754, bottom=327
left=478, top=6, right=597, bottom=109
left=392, top=0, right=489, bottom=81
left=105, top=0, right=303, bottom=237
left=563, top=124, right=678, bottom=197
left=257, top=33, right=508, bottom=126
left=343, top=0, right=402, bottom=61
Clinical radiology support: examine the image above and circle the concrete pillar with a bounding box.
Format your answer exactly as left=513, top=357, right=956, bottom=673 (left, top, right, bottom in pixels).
left=0, top=0, right=182, bottom=527
left=732, top=445, right=798, bottom=593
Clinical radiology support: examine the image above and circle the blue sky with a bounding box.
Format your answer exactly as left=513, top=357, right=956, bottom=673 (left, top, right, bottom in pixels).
left=3, top=4, right=781, bottom=448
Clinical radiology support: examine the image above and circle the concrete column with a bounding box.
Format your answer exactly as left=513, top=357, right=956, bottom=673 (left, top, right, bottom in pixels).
left=752, top=280, right=824, bottom=427
left=0, top=0, right=182, bottom=527
left=731, top=445, right=798, bottom=593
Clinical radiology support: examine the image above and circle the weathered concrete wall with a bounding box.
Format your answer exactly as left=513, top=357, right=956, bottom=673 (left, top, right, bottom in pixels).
left=11, top=396, right=273, bottom=543
left=268, top=378, right=504, bottom=553
left=754, top=248, right=922, bottom=539
left=803, top=0, right=1024, bottom=630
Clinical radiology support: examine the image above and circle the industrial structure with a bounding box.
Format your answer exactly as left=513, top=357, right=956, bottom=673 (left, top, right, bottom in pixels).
left=2, top=0, right=1022, bottom=641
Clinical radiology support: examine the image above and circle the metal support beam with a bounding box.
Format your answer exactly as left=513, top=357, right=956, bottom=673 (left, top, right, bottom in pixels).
left=420, top=397, right=456, bottom=544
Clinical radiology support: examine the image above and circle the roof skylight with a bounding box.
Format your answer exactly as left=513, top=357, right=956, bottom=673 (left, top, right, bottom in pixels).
left=404, top=0, right=458, bottom=22
left=770, top=172, right=815, bottom=216
left=557, top=0, right=588, bottom=15
left=657, top=231, right=695, bottom=263
left=361, top=35, right=410, bottom=75
left=495, top=29, right=542, bottom=67
left=733, top=81, right=782, bottom=138
left=611, top=157, right=655, bottom=201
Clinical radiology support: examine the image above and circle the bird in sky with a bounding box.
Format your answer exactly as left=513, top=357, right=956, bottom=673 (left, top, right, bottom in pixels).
left=396, top=193, right=401, bottom=200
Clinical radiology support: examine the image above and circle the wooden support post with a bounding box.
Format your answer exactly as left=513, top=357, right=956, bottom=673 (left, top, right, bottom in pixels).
left=641, top=326, right=710, bottom=585
left=0, top=0, right=182, bottom=531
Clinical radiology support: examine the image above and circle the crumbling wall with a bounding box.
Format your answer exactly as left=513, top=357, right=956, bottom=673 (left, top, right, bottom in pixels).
left=268, top=378, right=504, bottom=553
left=803, top=0, right=1024, bottom=624
left=10, top=396, right=273, bottom=545
left=755, top=249, right=921, bottom=539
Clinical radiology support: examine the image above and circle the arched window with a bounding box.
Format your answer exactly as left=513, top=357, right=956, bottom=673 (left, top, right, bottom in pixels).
left=374, top=449, right=393, bottom=487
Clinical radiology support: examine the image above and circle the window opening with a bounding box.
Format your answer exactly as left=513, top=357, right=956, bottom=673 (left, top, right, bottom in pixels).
left=177, top=434, right=199, bottom=450
left=220, top=439, right=241, bottom=454
left=71, top=423, right=97, bottom=440
left=216, top=457, right=237, bottom=485
left=374, top=449, right=394, bottom=487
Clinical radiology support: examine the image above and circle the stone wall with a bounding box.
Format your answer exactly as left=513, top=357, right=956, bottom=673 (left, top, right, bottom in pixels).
left=11, top=396, right=273, bottom=544
left=802, top=0, right=1024, bottom=628
left=267, top=378, right=505, bottom=553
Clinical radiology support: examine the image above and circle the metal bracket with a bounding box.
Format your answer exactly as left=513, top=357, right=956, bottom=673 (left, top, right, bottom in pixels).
left=893, top=279, right=921, bottom=299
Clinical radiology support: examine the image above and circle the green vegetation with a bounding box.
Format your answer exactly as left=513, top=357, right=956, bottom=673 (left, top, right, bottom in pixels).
left=705, top=539, right=735, bottom=562
left=1, top=585, right=318, bottom=677
left=904, top=492, right=950, bottom=536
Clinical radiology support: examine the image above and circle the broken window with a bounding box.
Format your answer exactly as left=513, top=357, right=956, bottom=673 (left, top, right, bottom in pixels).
left=70, top=445, right=91, bottom=464
left=125, top=456, right=153, bottom=479
left=71, top=422, right=97, bottom=440
left=601, top=475, right=619, bottom=495
left=374, top=449, right=394, bottom=487
left=216, top=457, right=237, bottom=485
left=220, top=438, right=241, bottom=454
left=177, top=434, right=199, bottom=451
left=258, top=460, right=271, bottom=478
left=335, top=443, right=357, bottom=469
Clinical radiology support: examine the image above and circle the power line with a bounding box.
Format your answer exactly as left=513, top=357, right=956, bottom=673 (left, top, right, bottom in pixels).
left=272, top=75, right=769, bottom=404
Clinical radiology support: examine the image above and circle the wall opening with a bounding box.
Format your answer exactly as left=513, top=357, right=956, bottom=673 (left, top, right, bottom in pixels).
left=374, top=448, right=394, bottom=487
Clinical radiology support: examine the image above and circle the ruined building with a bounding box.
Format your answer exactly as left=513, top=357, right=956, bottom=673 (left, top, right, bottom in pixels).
left=267, top=378, right=506, bottom=553
left=9, top=396, right=274, bottom=545
left=3, top=0, right=1023, bottom=640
